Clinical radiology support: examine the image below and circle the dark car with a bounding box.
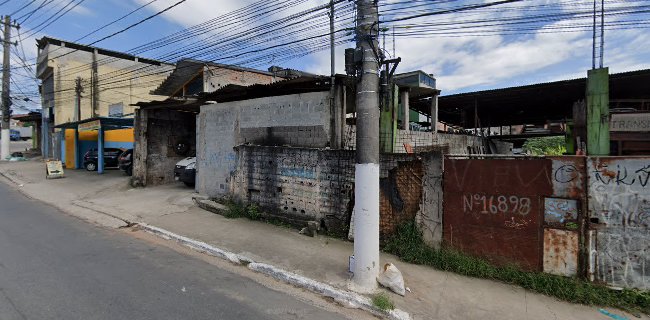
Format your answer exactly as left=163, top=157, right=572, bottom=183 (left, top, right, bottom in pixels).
left=174, top=157, right=196, bottom=187
left=118, top=149, right=133, bottom=176
left=10, top=129, right=20, bottom=141
left=83, top=148, right=124, bottom=171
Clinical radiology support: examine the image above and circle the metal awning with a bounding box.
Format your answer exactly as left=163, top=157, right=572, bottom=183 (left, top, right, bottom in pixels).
left=54, top=117, right=133, bottom=175
left=435, top=69, right=650, bottom=128
left=54, top=117, right=133, bottom=130
left=132, top=98, right=202, bottom=113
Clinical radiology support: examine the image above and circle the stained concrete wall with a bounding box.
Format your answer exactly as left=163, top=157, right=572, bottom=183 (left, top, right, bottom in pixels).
left=229, top=145, right=437, bottom=237
left=132, top=108, right=196, bottom=187
left=197, top=91, right=333, bottom=198
left=230, top=146, right=354, bottom=235
left=418, top=152, right=444, bottom=248
left=588, top=157, right=650, bottom=290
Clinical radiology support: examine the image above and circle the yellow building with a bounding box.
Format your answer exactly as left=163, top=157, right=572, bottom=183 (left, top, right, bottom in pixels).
left=36, top=37, right=174, bottom=158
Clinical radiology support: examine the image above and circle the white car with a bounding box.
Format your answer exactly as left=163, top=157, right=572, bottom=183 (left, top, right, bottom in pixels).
left=174, top=157, right=196, bottom=187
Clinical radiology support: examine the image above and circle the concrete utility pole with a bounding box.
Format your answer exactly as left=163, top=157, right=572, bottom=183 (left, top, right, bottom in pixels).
left=75, top=77, right=83, bottom=121
left=91, top=49, right=98, bottom=118
left=352, top=0, right=380, bottom=293
left=1, top=16, right=12, bottom=160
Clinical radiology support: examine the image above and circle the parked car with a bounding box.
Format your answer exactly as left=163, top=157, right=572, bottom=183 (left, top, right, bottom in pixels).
left=118, top=149, right=133, bottom=176
left=10, top=129, right=20, bottom=141
left=174, top=157, right=196, bottom=187
left=83, top=148, right=125, bottom=171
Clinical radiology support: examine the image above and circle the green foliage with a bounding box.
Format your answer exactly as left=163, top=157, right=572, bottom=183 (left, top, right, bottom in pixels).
left=372, top=293, right=395, bottom=311
left=523, top=136, right=567, bottom=156
left=565, top=222, right=579, bottom=230
left=246, top=204, right=261, bottom=221
left=383, top=221, right=650, bottom=314
left=223, top=201, right=261, bottom=220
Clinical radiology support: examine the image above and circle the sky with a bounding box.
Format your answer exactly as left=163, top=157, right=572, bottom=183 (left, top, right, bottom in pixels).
left=3, top=0, right=650, bottom=113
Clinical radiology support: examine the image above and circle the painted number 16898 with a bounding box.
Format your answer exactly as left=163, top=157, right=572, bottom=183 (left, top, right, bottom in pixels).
left=462, top=194, right=532, bottom=216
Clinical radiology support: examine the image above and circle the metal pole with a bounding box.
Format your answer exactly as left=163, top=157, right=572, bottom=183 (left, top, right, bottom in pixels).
left=1, top=16, right=11, bottom=161
left=330, top=0, right=335, bottom=79
left=599, top=0, right=604, bottom=68
left=592, top=0, right=596, bottom=70
left=97, top=127, right=104, bottom=174
left=352, top=0, right=380, bottom=293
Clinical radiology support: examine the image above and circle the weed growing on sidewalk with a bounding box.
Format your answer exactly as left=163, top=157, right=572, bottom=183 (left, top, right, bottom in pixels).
left=223, top=201, right=262, bottom=220
left=372, top=293, right=395, bottom=311
left=383, top=221, right=650, bottom=314
left=222, top=201, right=291, bottom=228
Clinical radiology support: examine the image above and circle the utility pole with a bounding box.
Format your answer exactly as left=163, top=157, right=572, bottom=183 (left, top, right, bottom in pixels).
left=75, top=77, right=83, bottom=121
left=352, top=0, right=380, bottom=293
left=91, top=49, right=98, bottom=118
left=329, top=0, right=335, bottom=80
left=1, top=15, right=12, bottom=161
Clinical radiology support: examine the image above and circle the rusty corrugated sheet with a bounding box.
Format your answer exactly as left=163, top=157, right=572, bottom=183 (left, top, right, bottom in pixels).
left=443, top=158, right=552, bottom=271
left=543, top=228, right=579, bottom=276
left=549, top=156, right=586, bottom=199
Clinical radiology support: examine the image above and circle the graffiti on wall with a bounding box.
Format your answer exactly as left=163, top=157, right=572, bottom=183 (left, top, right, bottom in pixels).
left=589, top=157, right=650, bottom=290
left=544, top=198, right=579, bottom=227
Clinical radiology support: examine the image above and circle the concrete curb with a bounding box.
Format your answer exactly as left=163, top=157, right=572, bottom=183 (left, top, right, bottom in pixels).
left=0, top=170, right=27, bottom=187
left=137, top=223, right=410, bottom=320
left=192, top=197, right=228, bottom=215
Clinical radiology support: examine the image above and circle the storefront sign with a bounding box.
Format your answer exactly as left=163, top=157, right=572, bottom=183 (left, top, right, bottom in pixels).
left=45, top=160, right=64, bottom=179
left=78, top=120, right=101, bottom=132
left=610, top=113, right=650, bottom=132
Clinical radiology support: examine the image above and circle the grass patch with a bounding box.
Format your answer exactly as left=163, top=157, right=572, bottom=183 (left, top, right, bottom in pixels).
left=223, top=200, right=263, bottom=221
left=383, top=221, right=650, bottom=314
left=222, top=201, right=294, bottom=229
left=372, top=292, right=395, bottom=311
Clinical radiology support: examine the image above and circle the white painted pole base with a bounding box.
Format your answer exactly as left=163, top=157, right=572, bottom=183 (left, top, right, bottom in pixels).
left=350, top=163, right=380, bottom=293
left=0, top=129, right=9, bottom=160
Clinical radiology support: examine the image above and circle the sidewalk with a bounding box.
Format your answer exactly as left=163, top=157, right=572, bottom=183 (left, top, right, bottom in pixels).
left=0, top=159, right=644, bottom=320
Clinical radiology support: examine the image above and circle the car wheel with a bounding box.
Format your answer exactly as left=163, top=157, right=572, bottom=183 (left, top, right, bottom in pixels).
left=126, top=166, right=133, bottom=176
left=85, top=162, right=97, bottom=171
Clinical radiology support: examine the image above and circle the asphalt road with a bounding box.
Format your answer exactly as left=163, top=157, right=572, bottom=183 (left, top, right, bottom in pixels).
left=0, top=182, right=350, bottom=320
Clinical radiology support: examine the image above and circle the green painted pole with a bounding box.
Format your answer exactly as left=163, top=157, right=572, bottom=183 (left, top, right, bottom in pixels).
left=586, top=68, right=610, bottom=155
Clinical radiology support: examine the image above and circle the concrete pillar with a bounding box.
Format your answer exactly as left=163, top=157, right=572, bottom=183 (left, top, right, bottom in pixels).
left=97, top=128, right=104, bottom=174
left=132, top=108, right=148, bottom=186
left=400, top=89, right=409, bottom=131
left=431, top=91, right=439, bottom=134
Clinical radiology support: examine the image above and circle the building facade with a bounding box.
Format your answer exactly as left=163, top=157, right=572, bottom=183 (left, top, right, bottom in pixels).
left=36, top=37, right=174, bottom=158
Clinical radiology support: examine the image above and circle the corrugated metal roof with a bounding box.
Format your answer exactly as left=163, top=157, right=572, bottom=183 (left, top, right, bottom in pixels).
left=201, top=75, right=352, bottom=103
left=435, top=68, right=650, bottom=127
left=151, top=59, right=280, bottom=97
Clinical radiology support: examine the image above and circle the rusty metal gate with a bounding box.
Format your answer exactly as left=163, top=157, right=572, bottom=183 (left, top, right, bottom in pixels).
left=443, top=156, right=586, bottom=273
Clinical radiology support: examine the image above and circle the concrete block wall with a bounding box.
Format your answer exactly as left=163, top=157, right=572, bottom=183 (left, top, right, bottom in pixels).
left=230, top=146, right=355, bottom=234
left=132, top=108, right=196, bottom=187
left=229, top=145, right=440, bottom=238
left=197, top=91, right=332, bottom=198
left=432, top=133, right=513, bottom=154
left=344, top=125, right=513, bottom=155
